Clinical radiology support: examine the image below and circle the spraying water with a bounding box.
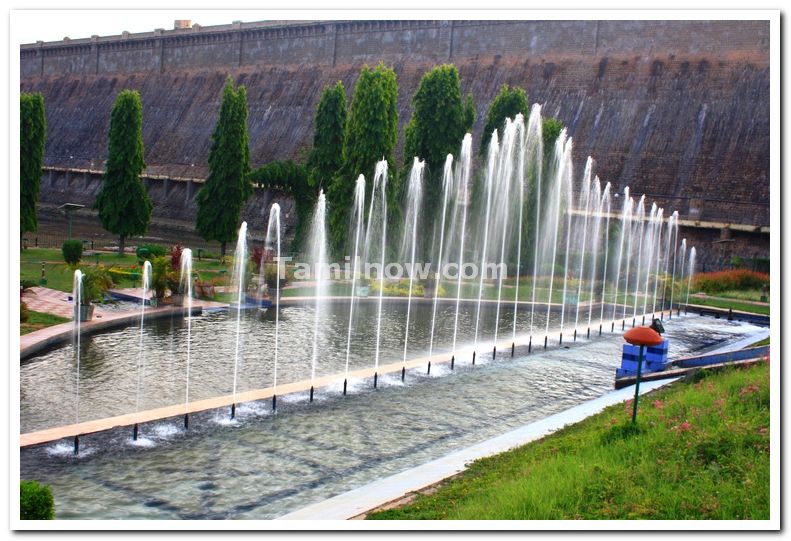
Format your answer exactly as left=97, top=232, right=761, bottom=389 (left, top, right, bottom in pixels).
left=265, top=204, right=281, bottom=407
left=309, top=192, right=327, bottom=393
left=685, top=246, right=697, bottom=310
left=597, top=183, right=612, bottom=330
left=72, top=269, right=83, bottom=425
left=180, top=249, right=193, bottom=424
left=135, top=260, right=152, bottom=425
left=678, top=238, right=688, bottom=314
left=451, top=135, right=473, bottom=357
left=343, top=176, right=365, bottom=390
left=544, top=131, right=572, bottom=342
left=400, top=158, right=425, bottom=372
left=492, top=118, right=520, bottom=350
left=473, top=130, right=499, bottom=358
left=230, top=221, right=248, bottom=416
left=631, top=196, right=647, bottom=324
left=515, top=106, right=541, bottom=343
left=428, top=157, right=453, bottom=361
left=667, top=217, right=681, bottom=316
left=367, top=161, right=388, bottom=383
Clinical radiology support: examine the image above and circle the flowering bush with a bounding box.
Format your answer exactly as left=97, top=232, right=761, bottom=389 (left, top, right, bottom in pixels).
left=692, top=270, right=769, bottom=294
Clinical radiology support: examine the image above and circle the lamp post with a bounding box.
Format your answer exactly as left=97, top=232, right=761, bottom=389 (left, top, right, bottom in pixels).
left=623, top=326, right=663, bottom=424
left=58, top=203, right=85, bottom=240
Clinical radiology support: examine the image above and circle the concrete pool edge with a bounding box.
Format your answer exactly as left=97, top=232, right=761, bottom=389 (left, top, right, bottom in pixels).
left=276, top=377, right=680, bottom=521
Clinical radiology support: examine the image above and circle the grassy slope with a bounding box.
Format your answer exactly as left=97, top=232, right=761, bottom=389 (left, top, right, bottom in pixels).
left=20, top=310, right=70, bottom=335
left=687, top=297, right=770, bottom=315
left=369, top=363, right=769, bottom=520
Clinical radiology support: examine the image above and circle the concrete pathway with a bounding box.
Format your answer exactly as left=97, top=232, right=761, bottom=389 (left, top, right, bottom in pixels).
left=22, top=286, right=108, bottom=320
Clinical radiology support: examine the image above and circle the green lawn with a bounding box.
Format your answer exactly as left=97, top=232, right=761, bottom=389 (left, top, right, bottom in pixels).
left=20, top=247, right=233, bottom=293
left=20, top=310, right=70, bottom=335
left=688, top=297, right=770, bottom=316
left=368, top=362, right=769, bottom=520
left=715, top=289, right=768, bottom=302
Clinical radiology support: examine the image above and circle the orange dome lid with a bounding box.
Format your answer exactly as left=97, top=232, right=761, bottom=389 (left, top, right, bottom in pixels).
left=624, top=326, right=663, bottom=346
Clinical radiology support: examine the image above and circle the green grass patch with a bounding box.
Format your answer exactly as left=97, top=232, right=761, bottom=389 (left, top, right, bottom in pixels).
left=20, top=247, right=232, bottom=293
left=368, top=362, right=769, bottom=520
left=747, top=338, right=770, bottom=348
left=20, top=310, right=70, bottom=335
left=688, top=297, right=770, bottom=316
left=713, top=289, right=768, bottom=303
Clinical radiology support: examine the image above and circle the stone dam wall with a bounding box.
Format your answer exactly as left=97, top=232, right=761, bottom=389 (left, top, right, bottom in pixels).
left=20, top=19, right=770, bottom=262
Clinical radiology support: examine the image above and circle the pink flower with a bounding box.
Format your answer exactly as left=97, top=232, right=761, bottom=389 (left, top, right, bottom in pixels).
left=653, top=400, right=663, bottom=410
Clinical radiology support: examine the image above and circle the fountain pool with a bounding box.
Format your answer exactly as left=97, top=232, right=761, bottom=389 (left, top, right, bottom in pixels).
left=20, top=308, right=763, bottom=519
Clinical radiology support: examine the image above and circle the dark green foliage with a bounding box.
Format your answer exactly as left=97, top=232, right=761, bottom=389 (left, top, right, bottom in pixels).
left=93, top=90, right=152, bottom=255
left=196, top=77, right=252, bottom=257
left=61, top=239, right=83, bottom=266
left=541, top=117, right=565, bottom=159
left=463, top=93, right=477, bottom=133
left=307, top=81, right=347, bottom=190
left=20, top=480, right=54, bottom=520
left=135, top=243, right=168, bottom=260
left=404, top=65, right=469, bottom=170
left=328, top=63, right=399, bottom=255
left=403, top=65, right=474, bottom=260
left=249, top=160, right=314, bottom=252
left=481, top=84, right=528, bottom=152
left=20, top=92, right=46, bottom=235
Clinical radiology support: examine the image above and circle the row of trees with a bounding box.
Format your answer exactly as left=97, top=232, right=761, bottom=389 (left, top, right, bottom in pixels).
left=21, top=63, right=564, bottom=259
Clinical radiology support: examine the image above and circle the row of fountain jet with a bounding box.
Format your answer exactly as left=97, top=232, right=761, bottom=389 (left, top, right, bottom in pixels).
left=69, top=106, right=698, bottom=450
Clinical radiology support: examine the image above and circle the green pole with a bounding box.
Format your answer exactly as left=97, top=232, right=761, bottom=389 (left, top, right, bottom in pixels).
left=631, top=344, right=645, bottom=425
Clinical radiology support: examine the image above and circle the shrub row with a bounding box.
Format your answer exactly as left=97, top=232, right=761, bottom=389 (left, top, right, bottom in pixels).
left=692, top=269, right=769, bottom=294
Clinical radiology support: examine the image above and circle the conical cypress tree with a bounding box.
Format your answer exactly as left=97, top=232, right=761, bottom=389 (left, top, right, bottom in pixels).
left=94, top=90, right=152, bottom=255
left=196, top=77, right=252, bottom=258
left=20, top=92, right=46, bottom=243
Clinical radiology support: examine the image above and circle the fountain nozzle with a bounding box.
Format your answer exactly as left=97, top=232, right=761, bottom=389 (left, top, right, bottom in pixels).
left=559, top=332, right=563, bottom=345
left=309, top=386, right=314, bottom=402
left=544, top=336, right=548, bottom=349
left=401, top=366, right=406, bottom=381
left=373, top=372, right=378, bottom=389
left=492, top=346, right=497, bottom=360
left=184, top=413, right=189, bottom=429
left=343, top=379, right=348, bottom=396
left=528, top=337, right=532, bottom=353
left=450, top=356, right=455, bottom=370
left=272, top=395, right=277, bottom=412
left=472, top=351, right=476, bottom=365
left=133, top=423, right=139, bottom=441
left=74, top=435, right=80, bottom=455
left=573, top=329, right=577, bottom=342
left=427, top=361, right=431, bottom=374
left=230, top=403, right=236, bottom=419
left=511, top=342, right=515, bottom=357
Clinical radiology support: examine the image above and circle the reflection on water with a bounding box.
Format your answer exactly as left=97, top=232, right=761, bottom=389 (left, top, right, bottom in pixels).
left=19, top=308, right=762, bottom=520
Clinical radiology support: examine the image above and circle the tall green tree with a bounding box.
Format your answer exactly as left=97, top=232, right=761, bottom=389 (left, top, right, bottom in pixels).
left=196, top=77, right=251, bottom=258
left=307, top=81, right=347, bottom=191
left=481, top=84, right=528, bottom=152
left=403, top=64, right=475, bottom=258
left=327, top=62, right=399, bottom=255
left=94, top=90, right=152, bottom=256
left=20, top=92, right=46, bottom=245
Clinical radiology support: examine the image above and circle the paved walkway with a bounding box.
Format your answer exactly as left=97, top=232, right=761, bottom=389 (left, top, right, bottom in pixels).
left=22, top=287, right=109, bottom=320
